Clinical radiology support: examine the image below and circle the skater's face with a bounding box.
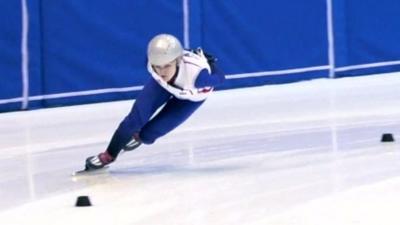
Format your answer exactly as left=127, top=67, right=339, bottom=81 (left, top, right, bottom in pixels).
left=153, top=59, right=178, bottom=82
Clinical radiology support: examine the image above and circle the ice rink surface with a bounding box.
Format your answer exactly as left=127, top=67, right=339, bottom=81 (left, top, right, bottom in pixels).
left=1, top=73, right=400, bottom=225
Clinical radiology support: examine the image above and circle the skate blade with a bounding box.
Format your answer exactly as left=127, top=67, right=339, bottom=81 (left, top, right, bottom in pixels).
left=72, top=166, right=109, bottom=177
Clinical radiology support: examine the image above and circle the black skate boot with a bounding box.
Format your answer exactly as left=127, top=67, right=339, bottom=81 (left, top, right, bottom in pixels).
left=85, top=151, right=115, bottom=170
left=123, top=133, right=142, bottom=151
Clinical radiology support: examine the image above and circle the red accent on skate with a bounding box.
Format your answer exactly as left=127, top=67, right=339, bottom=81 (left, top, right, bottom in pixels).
left=99, top=152, right=114, bottom=164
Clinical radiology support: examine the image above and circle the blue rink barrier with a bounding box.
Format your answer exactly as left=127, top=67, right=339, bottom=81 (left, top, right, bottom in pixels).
left=1, top=0, right=400, bottom=112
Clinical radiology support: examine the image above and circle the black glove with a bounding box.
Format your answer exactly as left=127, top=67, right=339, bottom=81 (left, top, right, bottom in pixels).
left=203, top=51, right=217, bottom=65
left=192, top=48, right=218, bottom=70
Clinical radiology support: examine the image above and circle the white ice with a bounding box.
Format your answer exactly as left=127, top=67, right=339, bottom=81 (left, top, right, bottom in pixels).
left=1, top=72, right=400, bottom=225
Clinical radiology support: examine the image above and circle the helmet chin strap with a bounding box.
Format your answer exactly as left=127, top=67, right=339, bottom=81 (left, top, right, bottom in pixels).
left=167, top=65, right=180, bottom=85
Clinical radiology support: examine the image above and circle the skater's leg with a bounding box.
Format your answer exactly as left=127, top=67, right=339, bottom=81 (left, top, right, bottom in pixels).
left=139, top=98, right=204, bottom=144
left=106, top=79, right=171, bottom=158
left=85, top=79, right=171, bottom=170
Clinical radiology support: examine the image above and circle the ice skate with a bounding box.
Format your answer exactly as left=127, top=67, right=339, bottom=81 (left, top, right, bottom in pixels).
left=86, top=151, right=114, bottom=169
left=72, top=152, right=114, bottom=176
left=123, top=134, right=142, bottom=151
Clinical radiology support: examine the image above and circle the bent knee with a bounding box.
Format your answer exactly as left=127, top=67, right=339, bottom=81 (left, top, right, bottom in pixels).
left=138, top=133, right=157, bottom=145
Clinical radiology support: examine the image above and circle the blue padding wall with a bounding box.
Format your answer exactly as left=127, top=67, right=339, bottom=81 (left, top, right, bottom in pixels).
left=0, top=1, right=22, bottom=111
left=40, top=0, right=183, bottom=107
left=26, top=0, right=43, bottom=110
left=200, top=0, right=329, bottom=89
left=1, top=0, right=400, bottom=112
left=334, top=0, right=400, bottom=77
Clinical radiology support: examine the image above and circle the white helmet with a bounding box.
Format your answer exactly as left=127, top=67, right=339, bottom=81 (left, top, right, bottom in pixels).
left=147, top=34, right=183, bottom=66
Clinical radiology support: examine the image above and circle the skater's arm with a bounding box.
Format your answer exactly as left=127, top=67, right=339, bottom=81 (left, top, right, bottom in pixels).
left=194, top=65, right=225, bottom=88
